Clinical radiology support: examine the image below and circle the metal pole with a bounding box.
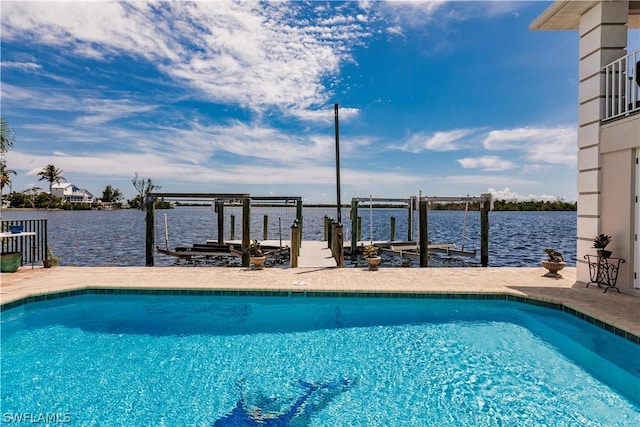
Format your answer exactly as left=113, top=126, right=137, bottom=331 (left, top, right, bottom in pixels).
left=163, top=213, right=169, bottom=250
left=290, top=221, right=299, bottom=268
left=334, top=103, right=342, bottom=223
left=230, top=214, right=235, bottom=240
left=145, top=195, right=155, bottom=267
left=369, top=194, right=373, bottom=244
left=419, top=198, right=428, bottom=268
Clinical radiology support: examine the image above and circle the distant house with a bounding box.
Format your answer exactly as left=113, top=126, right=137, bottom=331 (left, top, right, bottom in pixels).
left=51, top=183, right=95, bottom=205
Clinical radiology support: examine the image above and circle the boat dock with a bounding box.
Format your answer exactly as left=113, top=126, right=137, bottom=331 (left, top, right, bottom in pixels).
left=222, top=240, right=337, bottom=268
left=298, top=240, right=337, bottom=268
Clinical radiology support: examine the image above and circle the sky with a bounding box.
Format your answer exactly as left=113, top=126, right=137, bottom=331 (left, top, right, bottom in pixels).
left=1, top=1, right=639, bottom=203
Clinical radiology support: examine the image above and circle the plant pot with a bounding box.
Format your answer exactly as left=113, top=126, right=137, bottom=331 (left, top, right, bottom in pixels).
left=366, top=256, right=381, bottom=271
left=250, top=256, right=266, bottom=270
left=542, top=260, right=565, bottom=278
left=43, top=259, right=54, bottom=268
left=597, top=250, right=612, bottom=259
left=1, top=252, right=23, bottom=273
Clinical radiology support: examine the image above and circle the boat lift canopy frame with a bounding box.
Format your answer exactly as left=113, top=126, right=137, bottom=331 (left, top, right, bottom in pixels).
left=144, top=192, right=302, bottom=267
left=419, top=193, right=493, bottom=267
left=349, top=196, right=417, bottom=253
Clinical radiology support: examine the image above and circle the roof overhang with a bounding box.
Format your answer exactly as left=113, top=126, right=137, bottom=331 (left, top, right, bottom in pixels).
left=530, top=1, right=640, bottom=31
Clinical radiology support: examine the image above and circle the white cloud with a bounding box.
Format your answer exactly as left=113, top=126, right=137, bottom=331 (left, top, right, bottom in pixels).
left=0, top=1, right=373, bottom=118
left=483, top=126, right=577, bottom=166
left=7, top=149, right=421, bottom=196
left=457, top=155, right=515, bottom=171
left=0, top=61, right=42, bottom=71
left=290, top=106, right=361, bottom=123
left=9, top=115, right=377, bottom=178
left=380, top=1, right=447, bottom=30
left=398, top=129, right=475, bottom=152
left=488, top=187, right=568, bottom=202
left=442, top=175, right=534, bottom=186
left=1, top=83, right=157, bottom=125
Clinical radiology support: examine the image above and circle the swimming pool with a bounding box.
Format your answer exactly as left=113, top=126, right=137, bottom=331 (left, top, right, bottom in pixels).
left=2, top=294, right=639, bottom=426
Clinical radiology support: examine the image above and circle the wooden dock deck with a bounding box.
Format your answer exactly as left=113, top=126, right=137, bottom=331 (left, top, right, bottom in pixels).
left=223, top=239, right=338, bottom=268
left=298, top=240, right=337, bottom=268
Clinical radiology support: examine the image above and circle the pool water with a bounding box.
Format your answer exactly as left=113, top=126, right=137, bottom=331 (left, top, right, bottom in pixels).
left=1, top=295, right=639, bottom=426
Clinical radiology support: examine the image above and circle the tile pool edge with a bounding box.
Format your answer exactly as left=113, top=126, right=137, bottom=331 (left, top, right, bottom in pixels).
left=2, top=287, right=638, bottom=345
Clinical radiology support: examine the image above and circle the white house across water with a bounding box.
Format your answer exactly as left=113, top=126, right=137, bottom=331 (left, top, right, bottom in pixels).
left=51, top=183, right=95, bottom=205
left=531, top=1, right=640, bottom=295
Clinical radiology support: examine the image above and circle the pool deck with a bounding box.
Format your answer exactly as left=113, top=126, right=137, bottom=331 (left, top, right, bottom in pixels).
left=1, top=266, right=639, bottom=339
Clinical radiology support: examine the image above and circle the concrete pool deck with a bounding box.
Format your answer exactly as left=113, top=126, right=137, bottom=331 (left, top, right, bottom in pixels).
left=1, top=266, right=639, bottom=340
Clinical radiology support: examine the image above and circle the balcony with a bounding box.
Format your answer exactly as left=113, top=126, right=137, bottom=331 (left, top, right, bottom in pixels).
left=603, top=49, right=640, bottom=121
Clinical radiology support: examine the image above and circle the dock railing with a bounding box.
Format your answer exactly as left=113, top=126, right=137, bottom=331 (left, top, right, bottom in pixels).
left=1, top=219, right=48, bottom=266
left=603, top=48, right=640, bottom=121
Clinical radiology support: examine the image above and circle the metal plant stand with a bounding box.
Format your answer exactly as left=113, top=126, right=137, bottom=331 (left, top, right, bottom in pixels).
left=584, top=255, right=625, bottom=293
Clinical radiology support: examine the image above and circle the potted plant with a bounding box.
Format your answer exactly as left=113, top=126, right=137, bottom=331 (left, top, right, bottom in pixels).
left=43, top=245, right=59, bottom=268
left=247, top=239, right=266, bottom=270
left=593, top=233, right=612, bottom=258
left=542, top=248, right=565, bottom=278
left=0, top=252, right=22, bottom=273
left=363, top=244, right=381, bottom=271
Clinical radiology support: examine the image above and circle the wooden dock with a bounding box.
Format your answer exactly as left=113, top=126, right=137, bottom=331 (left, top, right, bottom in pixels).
left=163, top=238, right=477, bottom=268
left=220, top=240, right=337, bottom=268
left=298, top=240, right=337, bottom=268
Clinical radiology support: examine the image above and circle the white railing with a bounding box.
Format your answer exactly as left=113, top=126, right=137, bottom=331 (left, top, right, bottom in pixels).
left=603, top=49, right=640, bottom=121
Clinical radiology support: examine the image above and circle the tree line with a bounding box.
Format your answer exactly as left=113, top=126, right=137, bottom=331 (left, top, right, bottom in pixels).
left=429, top=199, right=576, bottom=211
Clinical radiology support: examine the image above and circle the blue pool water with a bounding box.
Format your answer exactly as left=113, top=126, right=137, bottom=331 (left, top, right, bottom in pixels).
left=2, top=295, right=639, bottom=426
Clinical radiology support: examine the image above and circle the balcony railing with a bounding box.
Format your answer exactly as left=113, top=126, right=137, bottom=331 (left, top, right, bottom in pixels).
left=603, top=49, right=640, bottom=121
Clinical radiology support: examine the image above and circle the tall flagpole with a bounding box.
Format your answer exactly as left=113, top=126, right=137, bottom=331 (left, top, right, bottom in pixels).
left=334, top=103, right=342, bottom=223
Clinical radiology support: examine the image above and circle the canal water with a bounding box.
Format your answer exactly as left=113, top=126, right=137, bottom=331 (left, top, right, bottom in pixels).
left=0, top=207, right=576, bottom=267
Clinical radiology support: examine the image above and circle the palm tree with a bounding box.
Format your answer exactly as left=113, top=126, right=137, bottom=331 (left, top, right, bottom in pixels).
left=0, top=163, right=16, bottom=193
left=37, top=164, right=66, bottom=194
left=0, top=118, right=15, bottom=154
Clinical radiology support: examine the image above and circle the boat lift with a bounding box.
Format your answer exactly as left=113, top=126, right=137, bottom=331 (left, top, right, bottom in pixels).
left=417, top=194, right=493, bottom=267
left=144, top=192, right=302, bottom=267
left=349, top=193, right=493, bottom=267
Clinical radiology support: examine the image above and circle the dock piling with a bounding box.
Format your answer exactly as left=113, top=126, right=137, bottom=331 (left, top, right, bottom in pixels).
left=290, top=221, right=299, bottom=268
left=216, top=200, right=224, bottom=244
left=241, top=198, right=250, bottom=267
left=145, top=196, right=155, bottom=266
left=481, top=196, right=490, bottom=267
left=263, top=215, right=268, bottom=240
left=390, top=216, right=396, bottom=241
left=335, top=222, right=344, bottom=268
left=419, top=199, right=428, bottom=267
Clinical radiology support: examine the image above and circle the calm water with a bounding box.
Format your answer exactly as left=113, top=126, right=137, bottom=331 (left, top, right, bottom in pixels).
left=2, top=295, right=638, bottom=426
left=0, top=207, right=576, bottom=267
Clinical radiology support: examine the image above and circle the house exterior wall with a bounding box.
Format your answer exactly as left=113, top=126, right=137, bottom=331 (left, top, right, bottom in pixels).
left=601, top=115, right=640, bottom=292
left=600, top=147, right=635, bottom=289
left=576, top=1, right=638, bottom=294
left=50, top=186, right=69, bottom=198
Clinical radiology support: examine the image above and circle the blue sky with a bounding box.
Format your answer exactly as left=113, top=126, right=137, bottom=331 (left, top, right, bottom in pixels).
left=1, top=1, right=638, bottom=202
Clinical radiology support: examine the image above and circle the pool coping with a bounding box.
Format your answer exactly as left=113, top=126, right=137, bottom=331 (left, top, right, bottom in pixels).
left=3, top=284, right=639, bottom=345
